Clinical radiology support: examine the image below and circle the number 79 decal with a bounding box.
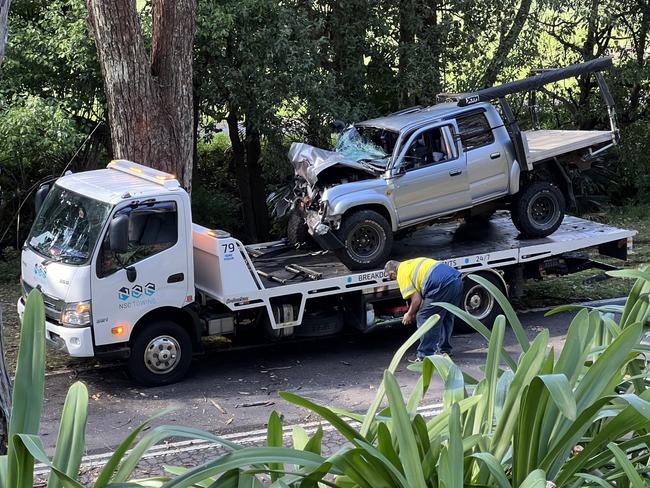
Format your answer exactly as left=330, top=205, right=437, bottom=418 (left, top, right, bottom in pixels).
left=221, top=243, right=236, bottom=254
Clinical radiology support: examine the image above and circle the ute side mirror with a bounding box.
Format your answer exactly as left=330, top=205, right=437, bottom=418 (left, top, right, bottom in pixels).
left=35, top=184, right=50, bottom=215
left=109, top=214, right=129, bottom=254
left=330, top=119, right=346, bottom=133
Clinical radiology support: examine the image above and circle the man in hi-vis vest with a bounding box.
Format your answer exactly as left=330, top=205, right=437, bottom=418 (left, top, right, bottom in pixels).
left=384, top=258, right=463, bottom=360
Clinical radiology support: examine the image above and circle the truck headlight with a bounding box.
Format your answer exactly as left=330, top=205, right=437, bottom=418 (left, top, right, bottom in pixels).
left=61, top=301, right=92, bottom=327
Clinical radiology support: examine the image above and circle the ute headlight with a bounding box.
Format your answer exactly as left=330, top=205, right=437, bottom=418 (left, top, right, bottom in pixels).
left=61, top=301, right=92, bottom=327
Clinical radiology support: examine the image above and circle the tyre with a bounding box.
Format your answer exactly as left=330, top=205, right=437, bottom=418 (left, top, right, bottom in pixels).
left=287, top=210, right=313, bottom=247
left=455, top=271, right=506, bottom=333
left=127, top=320, right=193, bottom=386
left=334, top=210, right=393, bottom=270
left=511, top=181, right=565, bottom=237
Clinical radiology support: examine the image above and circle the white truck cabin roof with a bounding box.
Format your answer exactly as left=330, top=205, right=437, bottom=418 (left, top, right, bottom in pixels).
left=55, top=160, right=181, bottom=204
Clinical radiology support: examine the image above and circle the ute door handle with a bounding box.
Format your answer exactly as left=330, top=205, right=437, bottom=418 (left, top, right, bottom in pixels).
left=490, top=152, right=501, bottom=159
left=449, top=169, right=463, bottom=177
left=167, top=273, right=184, bottom=283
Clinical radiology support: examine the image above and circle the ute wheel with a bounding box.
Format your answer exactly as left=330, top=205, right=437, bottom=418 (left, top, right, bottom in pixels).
left=335, top=210, right=393, bottom=270
left=128, top=320, right=192, bottom=386
left=287, top=210, right=314, bottom=247
left=455, top=272, right=506, bottom=333
left=511, top=181, right=565, bottom=238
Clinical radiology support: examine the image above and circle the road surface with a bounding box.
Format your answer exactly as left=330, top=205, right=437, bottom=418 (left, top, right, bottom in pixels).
left=38, top=303, right=617, bottom=458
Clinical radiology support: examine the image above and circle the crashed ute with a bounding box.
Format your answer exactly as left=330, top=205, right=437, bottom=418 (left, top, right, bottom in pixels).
left=284, top=57, right=620, bottom=270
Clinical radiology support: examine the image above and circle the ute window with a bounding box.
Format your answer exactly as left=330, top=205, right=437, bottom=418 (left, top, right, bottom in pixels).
left=456, top=112, right=494, bottom=150
left=98, top=202, right=178, bottom=278
left=401, top=127, right=449, bottom=171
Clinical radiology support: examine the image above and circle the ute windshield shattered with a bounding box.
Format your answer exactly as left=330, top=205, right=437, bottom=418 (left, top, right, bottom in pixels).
left=335, top=126, right=398, bottom=166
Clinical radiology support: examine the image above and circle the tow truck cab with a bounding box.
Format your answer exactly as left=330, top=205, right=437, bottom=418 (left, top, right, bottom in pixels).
left=18, top=160, right=197, bottom=383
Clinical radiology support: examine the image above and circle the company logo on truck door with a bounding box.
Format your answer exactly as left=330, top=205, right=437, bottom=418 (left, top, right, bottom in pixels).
left=118, top=283, right=157, bottom=309
left=33, top=263, right=47, bottom=280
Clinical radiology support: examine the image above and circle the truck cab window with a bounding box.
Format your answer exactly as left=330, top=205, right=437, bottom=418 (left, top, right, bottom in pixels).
left=456, top=112, right=494, bottom=150
left=98, top=202, right=178, bottom=278
left=401, top=127, right=448, bottom=171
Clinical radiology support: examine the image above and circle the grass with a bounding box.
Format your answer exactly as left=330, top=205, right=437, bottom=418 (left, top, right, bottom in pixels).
left=0, top=204, right=648, bottom=374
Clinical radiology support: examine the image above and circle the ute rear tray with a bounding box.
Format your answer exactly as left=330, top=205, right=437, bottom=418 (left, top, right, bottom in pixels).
left=523, top=129, right=613, bottom=163
left=248, top=213, right=634, bottom=288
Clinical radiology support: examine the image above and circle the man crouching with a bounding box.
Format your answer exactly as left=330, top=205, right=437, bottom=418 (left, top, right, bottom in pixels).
left=384, top=258, right=463, bottom=360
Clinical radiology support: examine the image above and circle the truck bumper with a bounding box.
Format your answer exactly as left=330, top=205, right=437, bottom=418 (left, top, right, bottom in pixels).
left=17, top=298, right=95, bottom=357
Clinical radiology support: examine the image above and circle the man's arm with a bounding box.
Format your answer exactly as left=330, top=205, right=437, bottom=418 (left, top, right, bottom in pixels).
left=403, top=291, right=422, bottom=325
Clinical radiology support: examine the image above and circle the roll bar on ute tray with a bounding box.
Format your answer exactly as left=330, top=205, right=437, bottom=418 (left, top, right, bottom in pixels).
left=437, top=57, right=618, bottom=172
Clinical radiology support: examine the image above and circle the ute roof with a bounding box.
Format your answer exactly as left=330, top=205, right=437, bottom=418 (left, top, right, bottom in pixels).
left=56, top=167, right=171, bottom=204
left=356, top=102, right=492, bottom=132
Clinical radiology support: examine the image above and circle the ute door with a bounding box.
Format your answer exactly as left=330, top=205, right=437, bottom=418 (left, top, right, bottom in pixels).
left=91, top=198, right=190, bottom=347
left=389, top=123, right=470, bottom=225
left=456, top=110, right=509, bottom=203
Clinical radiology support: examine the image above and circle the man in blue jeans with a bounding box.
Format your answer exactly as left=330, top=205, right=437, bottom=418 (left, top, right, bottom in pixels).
left=384, top=258, right=463, bottom=360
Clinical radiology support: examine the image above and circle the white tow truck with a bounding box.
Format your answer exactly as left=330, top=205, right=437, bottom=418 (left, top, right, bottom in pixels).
left=18, top=160, right=635, bottom=385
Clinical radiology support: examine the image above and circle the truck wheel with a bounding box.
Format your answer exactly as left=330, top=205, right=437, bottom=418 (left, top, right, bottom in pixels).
left=455, top=272, right=506, bottom=333
left=287, top=210, right=313, bottom=248
left=335, top=210, right=393, bottom=270
left=128, top=320, right=192, bottom=386
left=512, top=181, right=565, bottom=238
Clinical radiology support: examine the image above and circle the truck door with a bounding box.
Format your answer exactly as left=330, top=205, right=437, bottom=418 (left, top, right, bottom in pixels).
left=90, top=198, right=190, bottom=346
left=456, top=110, right=509, bottom=203
left=389, top=123, right=470, bottom=224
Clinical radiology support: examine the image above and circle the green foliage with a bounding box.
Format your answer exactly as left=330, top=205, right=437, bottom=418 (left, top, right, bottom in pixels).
left=139, top=271, right=650, bottom=487
left=0, top=96, right=83, bottom=168
left=0, top=0, right=102, bottom=116
left=4, top=275, right=650, bottom=487
left=0, top=95, right=85, bottom=246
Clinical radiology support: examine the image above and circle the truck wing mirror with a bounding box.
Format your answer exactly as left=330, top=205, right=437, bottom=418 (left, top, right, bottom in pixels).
left=35, top=184, right=50, bottom=215
left=109, top=214, right=129, bottom=254
left=330, top=119, right=346, bottom=133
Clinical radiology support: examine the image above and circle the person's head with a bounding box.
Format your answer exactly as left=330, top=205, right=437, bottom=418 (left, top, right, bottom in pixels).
left=384, top=260, right=400, bottom=280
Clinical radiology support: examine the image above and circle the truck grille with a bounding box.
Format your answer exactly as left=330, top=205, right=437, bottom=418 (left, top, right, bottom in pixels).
left=21, top=280, right=64, bottom=324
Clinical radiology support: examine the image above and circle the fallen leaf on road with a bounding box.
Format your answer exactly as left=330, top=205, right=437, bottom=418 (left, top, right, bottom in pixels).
left=340, top=361, right=351, bottom=366
left=236, top=400, right=275, bottom=408
left=238, top=391, right=251, bottom=395
left=210, top=399, right=227, bottom=414
left=226, top=418, right=234, bottom=425
left=265, top=365, right=292, bottom=371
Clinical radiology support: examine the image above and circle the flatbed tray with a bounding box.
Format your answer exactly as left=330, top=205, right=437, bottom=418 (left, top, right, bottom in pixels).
left=248, top=213, right=634, bottom=288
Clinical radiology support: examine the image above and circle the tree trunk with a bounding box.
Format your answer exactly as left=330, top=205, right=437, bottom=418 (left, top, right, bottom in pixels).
left=628, top=0, right=650, bottom=118
left=398, top=0, right=416, bottom=107
left=0, top=0, right=11, bottom=68
left=227, top=111, right=269, bottom=242
left=86, top=0, right=196, bottom=191
left=481, top=0, right=533, bottom=87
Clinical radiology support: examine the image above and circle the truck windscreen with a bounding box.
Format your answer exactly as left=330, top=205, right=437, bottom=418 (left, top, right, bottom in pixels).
left=27, top=185, right=112, bottom=265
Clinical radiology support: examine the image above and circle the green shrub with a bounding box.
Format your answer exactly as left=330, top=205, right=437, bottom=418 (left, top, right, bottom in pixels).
left=5, top=273, right=650, bottom=487
left=153, top=274, right=650, bottom=487
left=0, top=96, right=85, bottom=247
left=0, top=248, right=20, bottom=284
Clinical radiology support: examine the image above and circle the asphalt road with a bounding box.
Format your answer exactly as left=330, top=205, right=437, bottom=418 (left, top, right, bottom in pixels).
left=37, top=302, right=620, bottom=457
